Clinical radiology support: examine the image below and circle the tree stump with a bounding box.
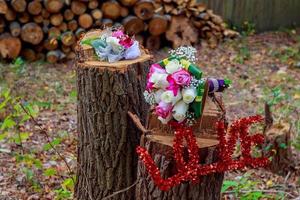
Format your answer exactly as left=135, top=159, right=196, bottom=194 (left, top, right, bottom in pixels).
left=135, top=95, right=225, bottom=200
left=75, top=30, right=152, bottom=200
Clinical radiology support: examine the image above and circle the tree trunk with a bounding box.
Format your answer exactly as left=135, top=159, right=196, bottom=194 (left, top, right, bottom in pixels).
left=135, top=96, right=225, bottom=200
left=75, top=30, right=152, bottom=200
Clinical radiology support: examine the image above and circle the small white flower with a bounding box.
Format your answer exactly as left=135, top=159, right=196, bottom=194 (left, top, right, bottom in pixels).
left=165, top=59, right=182, bottom=74
left=106, top=36, right=123, bottom=53
left=161, top=90, right=182, bottom=105
left=182, top=87, right=197, bottom=104
left=172, top=100, right=189, bottom=122
left=150, top=73, right=169, bottom=89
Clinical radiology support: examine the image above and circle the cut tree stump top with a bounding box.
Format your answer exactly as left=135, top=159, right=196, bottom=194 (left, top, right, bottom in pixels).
left=76, top=29, right=152, bottom=69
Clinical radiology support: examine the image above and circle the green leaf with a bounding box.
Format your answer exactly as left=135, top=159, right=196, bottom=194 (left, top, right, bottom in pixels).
left=33, top=159, right=43, bottom=169
left=23, top=167, right=34, bottom=180
left=44, top=168, right=57, bottom=176
left=221, top=180, right=238, bottom=192
left=279, top=143, right=287, bottom=149
left=0, top=132, right=7, bottom=141
left=43, top=138, right=62, bottom=151
left=62, top=178, right=75, bottom=191
left=13, top=132, right=30, bottom=144
left=1, top=117, right=16, bottom=130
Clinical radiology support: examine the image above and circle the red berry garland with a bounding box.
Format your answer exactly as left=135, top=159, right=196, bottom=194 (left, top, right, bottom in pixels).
left=136, top=115, right=270, bottom=191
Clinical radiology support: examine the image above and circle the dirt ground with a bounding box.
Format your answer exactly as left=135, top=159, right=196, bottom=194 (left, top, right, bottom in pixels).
left=0, top=30, right=299, bottom=199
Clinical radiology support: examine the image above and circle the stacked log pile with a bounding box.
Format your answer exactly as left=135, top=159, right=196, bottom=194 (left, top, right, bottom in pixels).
left=0, top=0, right=238, bottom=63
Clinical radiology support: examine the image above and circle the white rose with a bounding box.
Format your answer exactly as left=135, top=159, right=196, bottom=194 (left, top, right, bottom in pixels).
left=161, top=90, right=182, bottom=105
left=165, top=59, right=182, bottom=74
left=172, top=100, right=188, bottom=122
left=182, top=87, right=197, bottom=104
left=158, top=114, right=172, bottom=124
left=154, top=89, right=164, bottom=103
left=150, top=73, right=169, bottom=89
left=106, top=36, right=122, bottom=53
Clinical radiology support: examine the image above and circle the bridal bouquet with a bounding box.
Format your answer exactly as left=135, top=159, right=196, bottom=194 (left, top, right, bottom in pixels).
left=144, top=47, right=230, bottom=125
left=81, top=28, right=141, bottom=62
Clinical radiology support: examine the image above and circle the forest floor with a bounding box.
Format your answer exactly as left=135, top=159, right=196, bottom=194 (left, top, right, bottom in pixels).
left=0, top=30, right=300, bottom=199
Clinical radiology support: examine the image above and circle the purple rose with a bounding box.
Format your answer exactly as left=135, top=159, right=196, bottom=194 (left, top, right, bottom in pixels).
left=170, top=69, right=191, bottom=86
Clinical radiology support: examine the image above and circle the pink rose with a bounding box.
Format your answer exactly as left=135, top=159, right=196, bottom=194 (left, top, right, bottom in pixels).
left=119, top=36, right=134, bottom=48
left=171, top=69, right=191, bottom=86
left=150, top=64, right=166, bottom=74
left=166, top=76, right=180, bottom=96
left=155, top=101, right=173, bottom=119
left=112, top=30, right=124, bottom=38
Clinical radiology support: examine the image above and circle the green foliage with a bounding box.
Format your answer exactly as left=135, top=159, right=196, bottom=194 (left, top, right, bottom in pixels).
left=234, top=43, right=251, bottom=64
left=222, top=173, right=277, bottom=199
left=241, top=21, right=256, bottom=36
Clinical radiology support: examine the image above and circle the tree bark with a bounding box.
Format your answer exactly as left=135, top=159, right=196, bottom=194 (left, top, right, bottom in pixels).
left=135, top=96, right=225, bottom=200
left=75, top=30, right=152, bottom=200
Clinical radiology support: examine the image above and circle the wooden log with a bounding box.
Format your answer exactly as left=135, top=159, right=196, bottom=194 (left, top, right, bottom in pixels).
left=146, top=35, right=160, bottom=50
left=21, top=22, right=44, bottom=45
left=93, top=19, right=102, bottom=28
left=75, top=28, right=85, bottom=39
left=61, top=45, right=71, bottom=53
left=75, top=30, right=152, bottom=200
left=9, top=21, right=21, bottom=37
left=64, top=9, right=74, bottom=21
left=21, top=48, right=36, bottom=61
left=48, top=26, right=61, bottom=38
left=33, top=15, right=44, bottom=24
left=67, top=19, right=78, bottom=31
left=19, top=12, right=30, bottom=24
left=28, top=0, right=42, bottom=15
left=0, top=33, right=22, bottom=59
left=135, top=34, right=144, bottom=46
left=0, top=0, right=8, bottom=14
left=101, top=0, right=121, bottom=20
left=66, top=51, right=76, bottom=60
left=91, top=9, right=103, bottom=20
left=36, top=52, right=45, bottom=60
left=135, top=96, right=225, bottom=200
left=134, top=0, right=155, bottom=20
left=50, top=13, right=63, bottom=26
left=148, top=14, right=168, bottom=36
left=78, top=13, right=93, bottom=29
left=88, top=0, right=98, bottom=9
left=4, top=8, right=16, bottom=21
left=44, top=37, right=58, bottom=50
left=119, top=0, right=138, bottom=7
left=61, top=31, right=75, bottom=46
left=0, top=17, right=4, bottom=33
left=44, top=0, right=64, bottom=13
left=46, top=50, right=64, bottom=63
left=120, top=6, right=129, bottom=18
left=59, top=22, right=67, bottom=32
left=166, top=16, right=198, bottom=48
left=11, top=0, right=26, bottom=12
left=41, top=8, right=50, bottom=19
left=122, top=15, right=144, bottom=35
left=71, top=1, right=87, bottom=15
left=102, top=18, right=113, bottom=28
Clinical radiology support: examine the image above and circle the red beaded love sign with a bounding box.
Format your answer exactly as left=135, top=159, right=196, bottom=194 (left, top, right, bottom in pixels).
left=136, top=115, right=270, bottom=191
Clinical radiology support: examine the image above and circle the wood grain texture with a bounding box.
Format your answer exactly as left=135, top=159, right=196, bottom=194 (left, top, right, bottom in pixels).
left=75, top=54, right=152, bottom=199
